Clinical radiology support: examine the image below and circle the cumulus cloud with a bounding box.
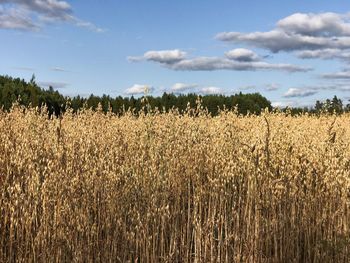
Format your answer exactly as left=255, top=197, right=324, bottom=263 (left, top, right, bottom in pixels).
left=129, top=49, right=310, bottom=72
left=225, top=48, right=260, bottom=62
left=0, top=0, right=103, bottom=32
left=124, top=84, right=153, bottom=95
left=283, top=88, right=317, bottom=98
left=144, top=49, right=187, bottom=64
left=200, top=86, right=223, bottom=95
left=170, top=83, right=198, bottom=93
left=276, top=12, right=350, bottom=37
left=216, top=12, right=350, bottom=53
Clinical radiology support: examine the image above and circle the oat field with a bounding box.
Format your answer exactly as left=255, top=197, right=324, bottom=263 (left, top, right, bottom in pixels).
left=0, top=105, right=349, bottom=262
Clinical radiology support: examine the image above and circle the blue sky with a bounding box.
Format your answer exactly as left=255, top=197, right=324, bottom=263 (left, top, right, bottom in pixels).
left=1, top=0, right=350, bottom=107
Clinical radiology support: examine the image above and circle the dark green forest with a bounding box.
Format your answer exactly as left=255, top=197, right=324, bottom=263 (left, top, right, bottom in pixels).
left=0, top=75, right=348, bottom=116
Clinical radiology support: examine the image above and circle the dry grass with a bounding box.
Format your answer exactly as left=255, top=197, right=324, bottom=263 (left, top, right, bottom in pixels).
left=0, top=105, right=349, bottom=262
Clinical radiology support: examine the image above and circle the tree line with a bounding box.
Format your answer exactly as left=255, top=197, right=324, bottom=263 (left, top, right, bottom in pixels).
left=0, top=75, right=271, bottom=116
left=0, top=74, right=349, bottom=116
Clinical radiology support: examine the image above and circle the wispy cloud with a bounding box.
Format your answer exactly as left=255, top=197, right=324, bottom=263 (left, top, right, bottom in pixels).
left=51, top=67, right=71, bottom=72
left=74, top=19, right=106, bottom=33
left=283, top=88, right=318, bottom=98
left=0, top=5, right=39, bottom=30
left=297, top=48, right=350, bottom=61
left=282, top=83, right=350, bottom=92
left=170, top=83, right=198, bottom=93
left=13, top=66, right=35, bottom=71
left=238, top=85, right=256, bottom=90
left=129, top=49, right=310, bottom=72
left=266, top=83, right=280, bottom=91
left=321, top=70, right=350, bottom=79
left=0, top=0, right=104, bottom=32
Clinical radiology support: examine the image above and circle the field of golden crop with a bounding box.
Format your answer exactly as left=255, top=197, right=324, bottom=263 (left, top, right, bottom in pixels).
left=0, top=105, right=349, bottom=262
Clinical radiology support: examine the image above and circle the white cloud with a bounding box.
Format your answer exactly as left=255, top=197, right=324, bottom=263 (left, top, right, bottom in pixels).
left=144, top=49, right=187, bottom=64
left=277, top=12, right=350, bottom=37
left=272, top=101, right=296, bottom=108
left=216, top=12, right=350, bottom=53
left=130, top=49, right=310, bottom=72
left=297, top=48, right=350, bottom=61
left=0, top=0, right=104, bottom=32
left=200, top=86, right=223, bottom=95
left=0, top=5, right=39, bottom=30
left=0, top=0, right=72, bottom=20
left=266, top=83, right=280, bottom=91
left=272, top=100, right=314, bottom=108
left=339, top=86, right=350, bottom=91
left=124, top=84, right=152, bottom=95
left=170, top=83, right=198, bottom=93
left=281, top=83, right=350, bottom=93
left=74, top=19, right=106, bottom=33
left=322, top=70, right=350, bottom=79
left=225, top=48, right=260, bottom=62
left=283, top=88, right=317, bottom=98
left=170, top=57, right=310, bottom=72
left=216, top=30, right=344, bottom=53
